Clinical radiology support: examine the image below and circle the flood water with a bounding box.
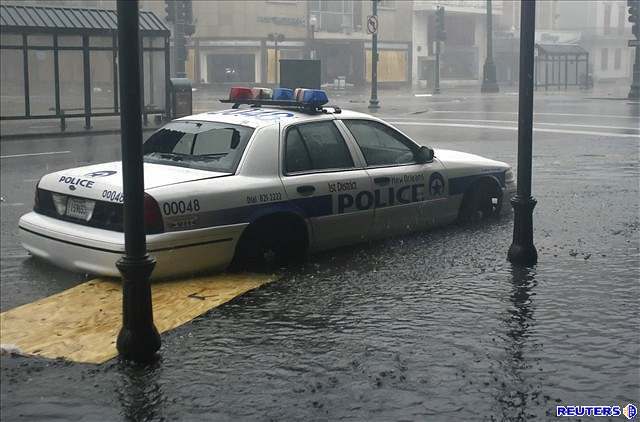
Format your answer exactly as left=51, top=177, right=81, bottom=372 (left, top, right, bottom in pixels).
left=1, top=94, right=639, bottom=420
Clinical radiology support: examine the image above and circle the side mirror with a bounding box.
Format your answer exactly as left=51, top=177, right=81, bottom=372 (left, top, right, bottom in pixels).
left=416, top=146, right=434, bottom=164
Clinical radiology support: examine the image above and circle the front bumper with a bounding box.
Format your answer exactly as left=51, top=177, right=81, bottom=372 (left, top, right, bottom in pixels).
left=19, top=212, right=246, bottom=279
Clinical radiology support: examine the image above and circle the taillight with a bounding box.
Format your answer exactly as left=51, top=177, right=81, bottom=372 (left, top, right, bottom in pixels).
left=144, top=193, right=164, bottom=234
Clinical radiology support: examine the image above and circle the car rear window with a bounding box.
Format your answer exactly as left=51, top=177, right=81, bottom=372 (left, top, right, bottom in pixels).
left=143, top=121, right=254, bottom=173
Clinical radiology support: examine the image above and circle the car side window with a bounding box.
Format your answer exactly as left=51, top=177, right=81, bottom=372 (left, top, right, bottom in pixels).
left=343, top=120, right=416, bottom=166
left=285, top=121, right=354, bottom=174
left=285, top=127, right=312, bottom=173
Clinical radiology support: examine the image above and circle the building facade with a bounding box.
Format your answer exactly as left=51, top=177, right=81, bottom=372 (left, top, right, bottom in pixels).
left=142, top=0, right=413, bottom=88
left=554, top=0, right=634, bottom=82
left=412, top=0, right=505, bottom=89
left=496, top=0, right=634, bottom=85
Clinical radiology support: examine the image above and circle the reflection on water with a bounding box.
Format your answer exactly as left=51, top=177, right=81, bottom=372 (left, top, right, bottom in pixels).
left=497, top=266, right=539, bottom=421
left=116, top=360, right=166, bottom=422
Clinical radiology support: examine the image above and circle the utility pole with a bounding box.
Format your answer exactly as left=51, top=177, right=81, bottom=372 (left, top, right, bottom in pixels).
left=115, top=0, right=161, bottom=363
left=508, top=0, right=537, bottom=266
left=433, top=6, right=446, bottom=95
left=628, top=0, right=639, bottom=99
left=481, top=0, right=499, bottom=93
left=368, top=0, right=380, bottom=110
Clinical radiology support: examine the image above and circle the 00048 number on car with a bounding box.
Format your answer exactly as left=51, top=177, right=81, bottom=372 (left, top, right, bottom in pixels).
left=162, top=199, right=200, bottom=215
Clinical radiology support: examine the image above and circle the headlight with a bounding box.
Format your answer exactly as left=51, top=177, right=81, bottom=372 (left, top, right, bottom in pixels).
left=505, top=168, right=515, bottom=183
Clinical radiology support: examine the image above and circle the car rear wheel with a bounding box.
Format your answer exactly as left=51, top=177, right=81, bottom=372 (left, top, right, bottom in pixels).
left=231, top=214, right=308, bottom=271
left=458, top=179, right=503, bottom=223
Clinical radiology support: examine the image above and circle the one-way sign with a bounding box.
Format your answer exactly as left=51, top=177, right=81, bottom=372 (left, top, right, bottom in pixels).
left=367, top=15, right=378, bottom=34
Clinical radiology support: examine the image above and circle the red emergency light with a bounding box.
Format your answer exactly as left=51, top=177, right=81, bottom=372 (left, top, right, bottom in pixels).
left=228, top=87, right=253, bottom=101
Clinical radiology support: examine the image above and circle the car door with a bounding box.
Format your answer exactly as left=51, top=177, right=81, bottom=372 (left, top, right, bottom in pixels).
left=280, top=120, right=374, bottom=251
left=339, top=119, right=448, bottom=239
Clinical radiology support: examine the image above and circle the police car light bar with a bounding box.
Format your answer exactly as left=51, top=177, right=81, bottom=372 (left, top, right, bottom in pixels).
left=220, top=86, right=340, bottom=114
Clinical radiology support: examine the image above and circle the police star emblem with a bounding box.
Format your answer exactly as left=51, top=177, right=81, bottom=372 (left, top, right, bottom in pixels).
left=429, top=172, right=445, bottom=197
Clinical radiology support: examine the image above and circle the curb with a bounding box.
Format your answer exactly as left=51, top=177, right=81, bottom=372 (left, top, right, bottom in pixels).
left=0, top=126, right=160, bottom=142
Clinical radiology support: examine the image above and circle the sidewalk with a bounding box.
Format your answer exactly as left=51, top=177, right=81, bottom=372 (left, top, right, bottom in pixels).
left=0, top=114, right=163, bottom=141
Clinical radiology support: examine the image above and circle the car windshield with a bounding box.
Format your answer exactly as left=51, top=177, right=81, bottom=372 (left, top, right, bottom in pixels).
left=143, top=121, right=254, bottom=173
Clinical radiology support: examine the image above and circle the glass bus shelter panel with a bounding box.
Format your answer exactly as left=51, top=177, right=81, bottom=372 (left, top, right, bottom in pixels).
left=0, top=48, right=25, bottom=117
left=59, top=50, right=85, bottom=112
left=27, top=49, right=55, bottom=116
left=143, top=50, right=166, bottom=111
left=90, top=50, right=115, bottom=112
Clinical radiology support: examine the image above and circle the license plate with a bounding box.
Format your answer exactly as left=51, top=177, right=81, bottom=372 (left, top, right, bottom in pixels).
left=66, top=197, right=96, bottom=221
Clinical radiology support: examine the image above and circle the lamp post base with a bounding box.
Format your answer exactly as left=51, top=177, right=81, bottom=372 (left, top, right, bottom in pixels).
left=368, top=99, right=380, bottom=110
left=481, top=81, right=500, bottom=93
left=481, top=60, right=500, bottom=93
left=507, top=195, right=538, bottom=266
left=116, top=254, right=161, bottom=363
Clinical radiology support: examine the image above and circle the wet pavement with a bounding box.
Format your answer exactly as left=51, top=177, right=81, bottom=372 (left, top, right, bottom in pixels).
left=1, top=91, right=639, bottom=420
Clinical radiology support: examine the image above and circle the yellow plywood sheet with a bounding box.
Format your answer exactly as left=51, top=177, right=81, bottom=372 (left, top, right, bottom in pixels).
left=365, top=49, right=408, bottom=82
left=0, top=273, right=274, bottom=364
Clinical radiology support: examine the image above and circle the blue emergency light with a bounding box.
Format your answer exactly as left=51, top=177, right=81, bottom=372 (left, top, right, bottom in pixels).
left=298, top=89, right=329, bottom=106
left=272, top=88, right=294, bottom=101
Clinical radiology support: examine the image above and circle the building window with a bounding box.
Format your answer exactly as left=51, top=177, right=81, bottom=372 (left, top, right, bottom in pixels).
left=618, top=5, right=626, bottom=34
left=601, top=48, right=608, bottom=71
left=310, top=0, right=354, bottom=33
left=379, top=0, right=396, bottom=9
left=603, top=4, right=611, bottom=34
left=614, top=48, right=622, bottom=70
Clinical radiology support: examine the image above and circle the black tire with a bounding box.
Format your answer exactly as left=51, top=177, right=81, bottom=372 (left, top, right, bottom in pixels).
left=458, top=179, right=503, bottom=224
left=231, top=215, right=308, bottom=270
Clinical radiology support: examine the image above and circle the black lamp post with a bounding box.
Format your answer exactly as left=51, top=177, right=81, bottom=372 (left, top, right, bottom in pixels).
left=116, top=0, right=161, bottom=363
left=628, top=0, right=639, bottom=99
left=507, top=0, right=538, bottom=266
left=481, top=0, right=500, bottom=93
left=368, top=0, right=380, bottom=110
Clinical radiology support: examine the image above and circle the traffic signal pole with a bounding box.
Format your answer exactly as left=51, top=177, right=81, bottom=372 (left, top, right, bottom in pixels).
left=165, top=0, right=194, bottom=78
left=368, top=0, right=380, bottom=110
left=433, top=6, right=445, bottom=95
left=508, top=0, right=538, bottom=267
left=433, top=40, right=441, bottom=94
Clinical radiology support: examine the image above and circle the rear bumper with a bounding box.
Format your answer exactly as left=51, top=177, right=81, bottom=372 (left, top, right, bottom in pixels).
left=19, top=212, right=246, bottom=279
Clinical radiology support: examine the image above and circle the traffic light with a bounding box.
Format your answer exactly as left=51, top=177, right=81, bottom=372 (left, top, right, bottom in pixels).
left=165, top=0, right=175, bottom=23
left=175, top=0, right=195, bottom=35
left=435, top=6, right=446, bottom=41
left=630, top=0, right=639, bottom=38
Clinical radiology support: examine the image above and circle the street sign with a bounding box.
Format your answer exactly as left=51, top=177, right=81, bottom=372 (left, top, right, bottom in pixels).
left=367, top=15, right=378, bottom=35
left=629, top=39, right=640, bottom=47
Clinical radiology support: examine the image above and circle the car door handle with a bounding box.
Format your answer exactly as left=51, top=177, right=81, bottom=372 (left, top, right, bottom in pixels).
left=296, top=185, right=316, bottom=196
left=374, top=177, right=390, bottom=186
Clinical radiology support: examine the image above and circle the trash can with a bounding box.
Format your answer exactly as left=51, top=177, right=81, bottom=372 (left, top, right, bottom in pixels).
left=169, top=78, right=193, bottom=119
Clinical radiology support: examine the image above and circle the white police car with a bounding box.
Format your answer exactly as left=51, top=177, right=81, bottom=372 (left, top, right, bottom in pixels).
left=18, top=87, right=515, bottom=278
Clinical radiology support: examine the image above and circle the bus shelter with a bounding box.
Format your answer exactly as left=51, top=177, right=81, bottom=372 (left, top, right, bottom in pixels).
left=0, top=4, right=170, bottom=130
left=535, top=44, right=590, bottom=90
